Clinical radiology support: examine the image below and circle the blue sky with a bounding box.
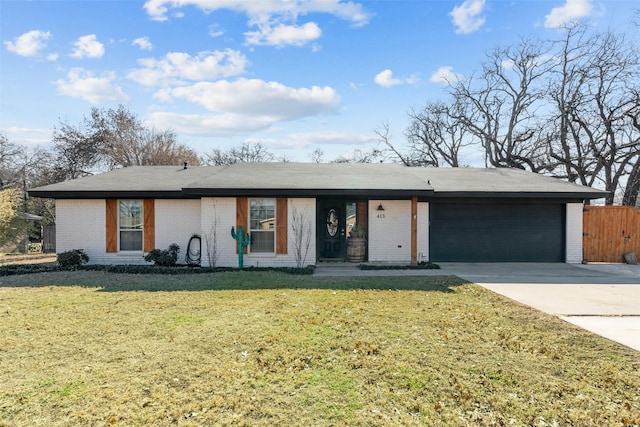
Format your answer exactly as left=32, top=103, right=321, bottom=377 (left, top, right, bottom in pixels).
left=1, top=0, right=637, bottom=162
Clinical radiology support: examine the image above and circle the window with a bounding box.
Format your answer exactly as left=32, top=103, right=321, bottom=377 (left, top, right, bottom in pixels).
left=119, top=200, right=143, bottom=251
left=249, top=199, right=275, bottom=253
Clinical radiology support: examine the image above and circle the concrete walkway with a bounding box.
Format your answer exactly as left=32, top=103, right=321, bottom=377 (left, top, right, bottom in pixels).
left=314, top=262, right=640, bottom=352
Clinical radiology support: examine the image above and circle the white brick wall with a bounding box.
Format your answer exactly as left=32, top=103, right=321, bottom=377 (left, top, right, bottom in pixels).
left=243, top=198, right=316, bottom=268
left=155, top=199, right=201, bottom=264
left=566, top=202, right=583, bottom=263
left=368, top=200, right=411, bottom=263
left=57, top=199, right=202, bottom=265
left=56, top=198, right=582, bottom=266
left=200, top=197, right=316, bottom=268
left=56, top=199, right=107, bottom=263
left=284, top=199, right=316, bottom=268
left=417, top=202, right=429, bottom=262
left=200, top=197, right=237, bottom=268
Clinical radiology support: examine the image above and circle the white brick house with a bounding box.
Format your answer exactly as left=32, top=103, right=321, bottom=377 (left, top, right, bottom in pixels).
left=29, top=163, right=606, bottom=266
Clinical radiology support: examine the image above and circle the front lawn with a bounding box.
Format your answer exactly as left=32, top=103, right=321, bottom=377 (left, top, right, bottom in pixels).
left=0, top=271, right=638, bottom=426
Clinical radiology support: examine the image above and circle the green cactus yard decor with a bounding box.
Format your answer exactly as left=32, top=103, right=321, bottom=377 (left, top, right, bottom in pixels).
left=231, top=226, right=250, bottom=269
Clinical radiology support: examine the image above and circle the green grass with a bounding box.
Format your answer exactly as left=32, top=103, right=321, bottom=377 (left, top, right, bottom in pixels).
left=0, top=270, right=638, bottom=426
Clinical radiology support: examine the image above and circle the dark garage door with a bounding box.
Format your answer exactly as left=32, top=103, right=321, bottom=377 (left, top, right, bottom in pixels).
left=430, top=203, right=565, bottom=262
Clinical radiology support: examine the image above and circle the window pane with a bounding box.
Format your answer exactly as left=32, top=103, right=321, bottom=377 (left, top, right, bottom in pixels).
left=251, top=231, right=275, bottom=253
left=119, top=200, right=143, bottom=251
left=120, top=200, right=142, bottom=230
left=249, top=199, right=275, bottom=253
left=120, top=231, right=142, bottom=251
left=250, top=199, right=275, bottom=230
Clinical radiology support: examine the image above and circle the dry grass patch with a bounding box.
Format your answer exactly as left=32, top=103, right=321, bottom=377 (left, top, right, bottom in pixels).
left=0, top=271, right=638, bottom=426
left=0, top=254, right=56, bottom=266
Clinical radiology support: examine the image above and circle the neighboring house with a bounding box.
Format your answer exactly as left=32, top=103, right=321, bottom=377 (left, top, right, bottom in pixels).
left=0, top=212, right=43, bottom=254
left=28, top=163, right=606, bottom=266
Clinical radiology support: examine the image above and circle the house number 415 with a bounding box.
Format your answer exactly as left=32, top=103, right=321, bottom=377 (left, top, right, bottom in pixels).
left=377, top=213, right=385, bottom=219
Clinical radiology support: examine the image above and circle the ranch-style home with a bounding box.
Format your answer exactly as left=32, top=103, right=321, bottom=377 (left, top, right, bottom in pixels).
left=28, top=162, right=606, bottom=266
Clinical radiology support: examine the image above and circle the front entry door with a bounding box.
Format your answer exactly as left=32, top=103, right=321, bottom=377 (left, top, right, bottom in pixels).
left=318, top=201, right=346, bottom=260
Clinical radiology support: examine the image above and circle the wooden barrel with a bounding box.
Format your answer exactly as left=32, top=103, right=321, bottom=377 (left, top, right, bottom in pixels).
left=346, top=237, right=366, bottom=262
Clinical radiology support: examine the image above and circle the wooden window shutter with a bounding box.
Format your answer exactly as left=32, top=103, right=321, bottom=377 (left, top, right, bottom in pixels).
left=143, top=199, right=155, bottom=252
left=276, top=198, right=288, bottom=254
left=106, top=199, right=118, bottom=253
left=236, top=197, right=248, bottom=254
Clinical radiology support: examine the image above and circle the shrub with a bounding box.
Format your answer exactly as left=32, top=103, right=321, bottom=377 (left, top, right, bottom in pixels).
left=57, top=249, right=89, bottom=267
left=144, top=243, right=180, bottom=266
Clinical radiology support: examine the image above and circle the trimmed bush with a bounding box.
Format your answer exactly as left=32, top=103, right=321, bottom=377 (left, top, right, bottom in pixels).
left=144, top=244, right=180, bottom=266
left=358, top=262, right=440, bottom=270
left=56, top=249, right=89, bottom=267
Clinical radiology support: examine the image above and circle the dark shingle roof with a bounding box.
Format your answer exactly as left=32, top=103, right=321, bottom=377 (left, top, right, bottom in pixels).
left=28, top=163, right=606, bottom=200
left=408, top=167, right=606, bottom=198
left=28, top=166, right=220, bottom=198
left=181, top=163, right=432, bottom=197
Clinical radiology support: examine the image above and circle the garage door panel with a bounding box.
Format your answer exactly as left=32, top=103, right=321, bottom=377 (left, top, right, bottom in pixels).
left=430, top=203, right=564, bottom=262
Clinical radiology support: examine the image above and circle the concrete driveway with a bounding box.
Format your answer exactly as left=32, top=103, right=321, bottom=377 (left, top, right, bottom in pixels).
left=438, top=263, right=640, bottom=352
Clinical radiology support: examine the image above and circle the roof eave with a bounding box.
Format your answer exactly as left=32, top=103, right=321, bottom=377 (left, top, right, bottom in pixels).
left=430, top=191, right=608, bottom=200
left=182, top=188, right=434, bottom=198
left=27, top=190, right=197, bottom=199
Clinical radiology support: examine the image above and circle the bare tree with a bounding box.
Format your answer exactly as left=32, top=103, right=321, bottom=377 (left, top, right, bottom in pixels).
left=137, top=130, right=200, bottom=166
left=290, top=206, right=312, bottom=268
left=1, top=135, right=56, bottom=223
left=404, top=101, right=475, bottom=167
left=51, top=105, right=200, bottom=181
left=375, top=122, right=412, bottom=166
left=90, top=106, right=200, bottom=168
left=51, top=118, right=103, bottom=180
left=0, top=134, right=25, bottom=189
left=331, top=148, right=383, bottom=163
left=548, top=26, right=640, bottom=205
left=448, top=39, right=554, bottom=171
left=203, top=206, right=220, bottom=268
left=202, top=141, right=276, bottom=166
left=393, top=24, right=639, bottom=204
left=310, top=148, right=324, bottom=163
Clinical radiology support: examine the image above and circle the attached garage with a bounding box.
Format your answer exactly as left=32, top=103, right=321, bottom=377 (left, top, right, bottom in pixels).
left=430, top=202, right=565, bottom=262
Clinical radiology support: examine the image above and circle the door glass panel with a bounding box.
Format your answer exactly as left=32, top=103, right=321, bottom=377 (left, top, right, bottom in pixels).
left=326, top=209, right=338, bottom=237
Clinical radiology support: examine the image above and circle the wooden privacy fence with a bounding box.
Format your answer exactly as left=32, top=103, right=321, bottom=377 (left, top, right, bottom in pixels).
left=43, top=224, right=56, bottom=253
left=583, top=206, right=640, bottom=263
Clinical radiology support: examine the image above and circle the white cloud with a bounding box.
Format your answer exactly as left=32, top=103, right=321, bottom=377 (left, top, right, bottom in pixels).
left=209, top=24, right=225, bottom=37
left=429, top=66, right=463, bottom=84
left=4, top=30, right=51, bottom=57
left=146, top=111, right=272, bottom=136
left=143, top=0, right=369, bottom=48
left=374, top=69, right=417, bottom=88
left=245, top=21, right=322, bottom=47
left=128, top=49, right=248, bottom=86
left=164, top=78, right=341, bottom=120
left=501, top=59, right=515, bottom=70
left=0, top=127, right=52, bottom=147
left=282, top=130, right=375, bottom=148
left=374, top=70, right=402, bottom=88
left=132, top=36, right=153, bottom=51
left=449, top=0, right=486, bottom=34
left=143, top=0, right=371, bottom=27
left=544, top=0, right=593, bottom=28
left=0, top=126, right=50, bottom=135
left=70, top=34, right=105, bottom=58
left=147, top=78, right=341, bottom=135
left=54, top=68, right=128, bottom=103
